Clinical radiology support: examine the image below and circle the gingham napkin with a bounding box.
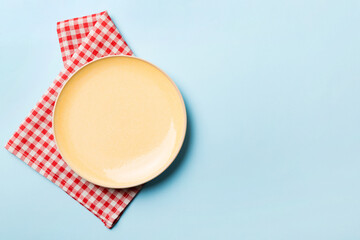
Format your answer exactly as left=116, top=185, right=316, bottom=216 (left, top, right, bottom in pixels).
left=5, top=11, right=141, bottom=229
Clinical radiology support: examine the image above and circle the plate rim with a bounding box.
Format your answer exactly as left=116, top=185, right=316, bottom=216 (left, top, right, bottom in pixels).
left=52, top=55, right=187, bottom=188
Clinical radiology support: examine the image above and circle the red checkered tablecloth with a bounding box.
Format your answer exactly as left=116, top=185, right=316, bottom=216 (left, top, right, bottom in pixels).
left=5, top=11, right=141, bottom=229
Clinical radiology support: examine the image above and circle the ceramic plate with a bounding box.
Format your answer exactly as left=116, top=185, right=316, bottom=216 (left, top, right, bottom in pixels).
left=53, top=56, right=187, bottom=188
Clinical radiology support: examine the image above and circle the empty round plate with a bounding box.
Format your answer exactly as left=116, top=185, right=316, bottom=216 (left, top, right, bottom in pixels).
left=53, top=56, right=187, bottom=188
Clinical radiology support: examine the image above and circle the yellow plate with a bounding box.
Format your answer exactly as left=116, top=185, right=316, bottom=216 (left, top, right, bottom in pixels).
left=53, top=56, right=187, bottom=188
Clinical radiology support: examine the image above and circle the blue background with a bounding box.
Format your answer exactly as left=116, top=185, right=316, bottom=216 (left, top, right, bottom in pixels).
left=1, top=0, right=360, bottom=239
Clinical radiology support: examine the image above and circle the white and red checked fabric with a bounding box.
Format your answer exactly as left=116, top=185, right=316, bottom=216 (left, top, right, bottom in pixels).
left=5, top=11, right=141, bottom=229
